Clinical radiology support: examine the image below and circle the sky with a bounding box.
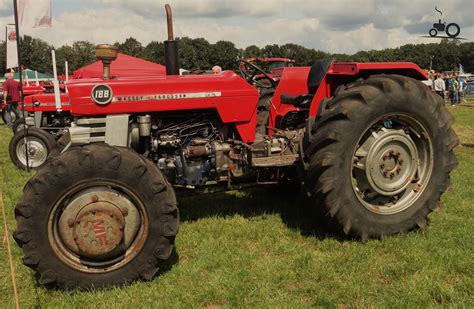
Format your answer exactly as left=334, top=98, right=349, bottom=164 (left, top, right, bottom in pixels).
left=0, top=0, right=473, bottom=54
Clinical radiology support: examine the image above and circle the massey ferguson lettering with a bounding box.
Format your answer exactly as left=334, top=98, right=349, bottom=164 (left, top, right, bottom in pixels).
left=113, top=91, right=222, bottom=102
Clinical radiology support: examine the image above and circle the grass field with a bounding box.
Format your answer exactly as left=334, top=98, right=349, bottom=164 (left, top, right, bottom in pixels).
left=1, top=102, right=473, bottom=307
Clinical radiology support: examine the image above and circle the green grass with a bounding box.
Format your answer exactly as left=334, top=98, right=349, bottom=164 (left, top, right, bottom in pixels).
left=1, top=106, right=473, bottom=307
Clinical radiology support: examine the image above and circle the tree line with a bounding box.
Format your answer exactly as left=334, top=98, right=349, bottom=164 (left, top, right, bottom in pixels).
left=1, top=35, right=473, bottom=75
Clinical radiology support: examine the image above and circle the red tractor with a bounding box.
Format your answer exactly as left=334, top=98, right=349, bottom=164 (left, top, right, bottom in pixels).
left=1, top=84, right=43, bottom=123
left=13, top=5, right=458, bottom=290
left=8, top=54, right=167, bottom=170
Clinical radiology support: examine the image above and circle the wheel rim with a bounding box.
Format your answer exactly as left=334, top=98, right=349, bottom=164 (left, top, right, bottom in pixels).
left=351, top=114, right=433, bottom=215
left=16, top=136, right=48, bottom=168
left=446, top=24, right=460, bottom=37
left=429, top=29, right=437, bottom=37
left=48, top=182, right=149, bottom=273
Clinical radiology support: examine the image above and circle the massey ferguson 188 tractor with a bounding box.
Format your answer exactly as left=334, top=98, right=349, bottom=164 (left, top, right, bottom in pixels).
left=13, top=5, right=458, bottom=290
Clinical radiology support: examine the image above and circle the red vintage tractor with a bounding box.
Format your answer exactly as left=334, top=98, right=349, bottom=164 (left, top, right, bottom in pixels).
left=1, top=84, right=43, bottom=123
left=13, top=5, right=458, bottom=290
left=8, top=54, right=167, bottom=170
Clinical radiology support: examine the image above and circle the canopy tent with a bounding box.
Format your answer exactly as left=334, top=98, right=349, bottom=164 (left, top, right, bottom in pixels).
left=0, top=69, right=53, bottom=82
left=73, top=53, right=166, bottom=79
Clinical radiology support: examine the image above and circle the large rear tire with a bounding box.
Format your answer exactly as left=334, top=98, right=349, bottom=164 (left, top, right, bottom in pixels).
left=14, top=144, right=179, bottom=290
left=9, top=127, right=56, bottom=170
left=304, top=75, right=458, bottom=241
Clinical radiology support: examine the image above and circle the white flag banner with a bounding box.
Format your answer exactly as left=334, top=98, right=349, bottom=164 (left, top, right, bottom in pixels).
left=18, top=0, right=52, bottom=28
left=6, top=24, right=18, bottom=69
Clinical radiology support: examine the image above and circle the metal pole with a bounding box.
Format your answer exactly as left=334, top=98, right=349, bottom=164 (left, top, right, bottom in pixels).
left=51, top=50, right=61, bottom=111
left=13, top=0, right=30, bottom=171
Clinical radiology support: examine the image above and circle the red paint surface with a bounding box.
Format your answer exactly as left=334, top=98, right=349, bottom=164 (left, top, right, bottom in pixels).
left=19, top=61, right=427, bottom=143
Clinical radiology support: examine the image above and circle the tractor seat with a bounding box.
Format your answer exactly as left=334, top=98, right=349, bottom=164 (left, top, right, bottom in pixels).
left=280, top=58, right=333, bottom=108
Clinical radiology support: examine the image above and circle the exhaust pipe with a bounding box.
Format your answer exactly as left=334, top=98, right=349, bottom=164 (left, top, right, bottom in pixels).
left=164, top=4, right=179, bottom=75
left=95, top=44, right=118, bottom=79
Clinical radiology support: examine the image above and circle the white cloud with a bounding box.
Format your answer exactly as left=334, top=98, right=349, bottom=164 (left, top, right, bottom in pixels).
left=0, top=0, right=472, bottom=54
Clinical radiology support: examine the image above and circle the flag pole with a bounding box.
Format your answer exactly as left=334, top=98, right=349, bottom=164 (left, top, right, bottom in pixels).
left=13, top=0, right=30, bottom=171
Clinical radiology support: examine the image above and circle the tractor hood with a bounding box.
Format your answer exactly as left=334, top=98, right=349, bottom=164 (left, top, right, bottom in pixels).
left=64, top=71, right=259, bottom=124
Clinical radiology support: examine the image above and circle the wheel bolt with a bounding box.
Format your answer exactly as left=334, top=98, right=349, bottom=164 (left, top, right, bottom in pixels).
left=121, top=208, right=129, bottom=216
left=383, top=155, right=388, bottom=160
left=91, top=195, right=99, bottom=202
left=399, top=159, right=404, bottom=164
left=380, top=164, right=385, bottom=169
left=67, top=219, right=74, bottom=227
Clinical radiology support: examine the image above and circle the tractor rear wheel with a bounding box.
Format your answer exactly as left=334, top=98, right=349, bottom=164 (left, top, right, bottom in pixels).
left=304, top=75, right=458, bottom=241
left=14, top=144, right=179, bottom=290
left=9, top=127, right=56, bottom=170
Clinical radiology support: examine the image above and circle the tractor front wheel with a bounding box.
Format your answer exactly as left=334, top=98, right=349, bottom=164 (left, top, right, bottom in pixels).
left=14, top=144, right=179, bottom=290
left=9, top=127, right=56, bottom=170
left=1, top=107, right=17, bottom=124
left=304, top=75, right=458, bottom=240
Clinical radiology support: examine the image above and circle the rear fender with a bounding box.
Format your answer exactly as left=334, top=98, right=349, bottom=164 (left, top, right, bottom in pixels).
left=308, top=62, right=428, bottom=117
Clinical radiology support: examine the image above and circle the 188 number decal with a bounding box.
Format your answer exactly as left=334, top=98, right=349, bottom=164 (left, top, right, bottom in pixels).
left=91, top=84, right=113, bottom=105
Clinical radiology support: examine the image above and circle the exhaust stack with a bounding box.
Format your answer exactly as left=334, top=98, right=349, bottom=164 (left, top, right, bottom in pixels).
left=95, top=44, right=118, bottom=79
left=164, top=4, right=179, bottom=75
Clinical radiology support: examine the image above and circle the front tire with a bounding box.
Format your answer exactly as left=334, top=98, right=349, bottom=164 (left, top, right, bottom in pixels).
left=2, top=107, right=17, bottom=124
left=14, top=144, right=179, bottom=290
left=429, top=28, right=437, bottom=37
left=9, top=127, right=56, bottom=170
left=304, top=75, right=458, bottom=240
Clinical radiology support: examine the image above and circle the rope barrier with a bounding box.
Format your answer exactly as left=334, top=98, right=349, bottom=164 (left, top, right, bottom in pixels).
left=1, top=177, right=20, bottom=309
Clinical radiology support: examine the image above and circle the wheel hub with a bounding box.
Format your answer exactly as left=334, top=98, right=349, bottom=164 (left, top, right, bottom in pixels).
left=352, top=115, right=433, bottom=215
left=57, top=188, right=142, bottom=264
left=73, top=202, right=125, bottom=259
left=16, top=138, right=48, bottom=167
left=364, top=129, right=418, bottom=196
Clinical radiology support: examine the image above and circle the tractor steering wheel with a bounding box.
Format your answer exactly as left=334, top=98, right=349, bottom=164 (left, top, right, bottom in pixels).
left=238, top=60, right=277, bottom=89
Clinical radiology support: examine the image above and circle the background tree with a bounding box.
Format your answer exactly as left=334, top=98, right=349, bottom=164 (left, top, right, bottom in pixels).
left=19, top=35, right=53, bottom=73
left=209, top=40, right=239, bottom=70
left=243, top=45, right=261, bottom=58
left=2, top=35, right=473, bottom=75
left=143, top=41, right=164, bottom=64
left=115, top=37, right=144, bottom=57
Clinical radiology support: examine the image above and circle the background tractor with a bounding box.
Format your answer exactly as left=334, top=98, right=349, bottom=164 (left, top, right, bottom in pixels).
left=13, top=4, right=458, bottom=290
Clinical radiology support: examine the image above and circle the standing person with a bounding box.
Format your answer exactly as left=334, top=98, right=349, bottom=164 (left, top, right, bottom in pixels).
left=434, top=73, right=446, bottom=100
left=449, top=73, right=460, bottom=106
left=2, top=69, right=21, bottom=128
left=422, top=70, right=434, bottom=90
